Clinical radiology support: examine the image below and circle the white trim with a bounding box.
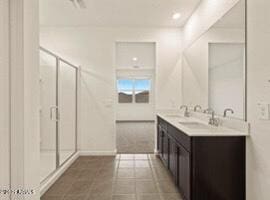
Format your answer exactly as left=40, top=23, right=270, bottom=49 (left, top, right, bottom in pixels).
left=9, top=1, right=25, bottom=198
left=0, top=1, right=10, bottom=199
left=79, top=150, right=117, bottom=156
left=40, top=152, right=80, bottom=196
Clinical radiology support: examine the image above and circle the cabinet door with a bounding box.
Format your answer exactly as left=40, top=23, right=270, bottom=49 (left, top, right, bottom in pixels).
left=157, top=125, right=162, bottom=154
left=169, top=136, right=177, bottom=181
left=162, top=133, right=169, bottom=167
left=178, top=145, right=191, bottom=200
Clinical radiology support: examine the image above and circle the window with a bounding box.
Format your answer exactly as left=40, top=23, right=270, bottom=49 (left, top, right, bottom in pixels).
left=117, top=78, right=151, bottom=103
left=117, top=79, right=133, bottom=103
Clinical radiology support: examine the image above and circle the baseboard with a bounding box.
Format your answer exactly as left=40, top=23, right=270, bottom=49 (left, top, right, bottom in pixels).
left=79, top=149, right=117, bottom=156
left=40, top=152, right=79, bottom=196
left=154, top=149, right=159, bottom=155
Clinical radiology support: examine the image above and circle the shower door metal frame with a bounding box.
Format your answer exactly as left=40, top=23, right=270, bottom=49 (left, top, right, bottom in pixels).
left=40, top=46, right=79, bottom=183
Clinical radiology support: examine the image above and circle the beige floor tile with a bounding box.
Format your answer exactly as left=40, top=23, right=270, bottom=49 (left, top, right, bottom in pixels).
left=149, top=159, right=164, bottom=168
left=120, top=154, right=135, bottom=160
left=90, top=180, right=113, bottom=194
left=42, top=155, right=181, bottom=200
left=102, top=156, right=116, bottom=162
left=85, top=162, right=103, bottom=170
left=86, top=192, right=112, bottom=200
left=76, top=156, right=94, bottom=162
left=41, top=195, right=63, bottom=200
left=77, top=169, right=97, bottom=181
left=135, top=168, right=153, bottom=179
left=66, top=181, right=92, bottom=195
left=135, top=180, right=158, bottom=194
left=62, top=194, right=88, bottom=200
left=137, top=194, right=161, bottom=200
left=160, top=193, right=183, bottom=200
left=134, top=154, right=149, bottom=160
left=119, top=161, right=134, bottom=168
left=86, top=156, right=104, bottom=162
left=117, top=168, right=135, bottom=178
left=102, top=157, right=117, bottom=166
left=113, top=179, right=136, bottom=194
left=152, top=168, right=173, bottom=181
left=96, top=168, right=116, bottom=179
left=135, top=161, right=150, bottom=168
left=157, top=181, right=179, bottom=193
left=112, top=194, right=136, bottom=200
left=148, top=154, right=159, bottom=160
left=61, top=169, right=81, bottom=180
left=45, top=182, right=72, bottom=196
left=94, top=175, right=116, bottom=183
left=102, top=160, right=119, bottom=170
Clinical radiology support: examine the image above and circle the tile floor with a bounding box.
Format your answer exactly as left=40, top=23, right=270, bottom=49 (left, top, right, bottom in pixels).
left=41, top=154, right=183, bottom=200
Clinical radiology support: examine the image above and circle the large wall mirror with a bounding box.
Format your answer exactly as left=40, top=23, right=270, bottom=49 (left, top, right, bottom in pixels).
left=182, top=0, right=246, bottom=120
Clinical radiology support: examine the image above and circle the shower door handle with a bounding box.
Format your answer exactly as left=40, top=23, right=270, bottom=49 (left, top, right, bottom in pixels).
left=50, top=106, right=59, bottom=121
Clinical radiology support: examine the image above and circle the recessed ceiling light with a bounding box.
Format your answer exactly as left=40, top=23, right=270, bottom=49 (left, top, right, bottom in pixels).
left=132, top=57, right=138, bottom=61
left=172, top=13, right=181, bottom=20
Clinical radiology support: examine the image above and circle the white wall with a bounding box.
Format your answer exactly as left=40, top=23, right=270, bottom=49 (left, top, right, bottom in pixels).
left=246, top=0, right=270, bottom=199
left=40, top=27, right=182, bottom=153
left=0, top=1, right=10, bottom=199
left=115, top=42, right=156, bottom=69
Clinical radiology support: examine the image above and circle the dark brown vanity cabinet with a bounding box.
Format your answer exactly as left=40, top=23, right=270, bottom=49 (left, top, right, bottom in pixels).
left=162, top=133, right=169, bottom=167
left=178, top=144, right=191, bottom=200
left=157, top=116, right=245, bottom=200
left=168, top=135, right=178, bottom=180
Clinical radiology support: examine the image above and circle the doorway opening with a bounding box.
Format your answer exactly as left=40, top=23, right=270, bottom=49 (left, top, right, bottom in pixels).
left=115, top=42, right=156, bottom=154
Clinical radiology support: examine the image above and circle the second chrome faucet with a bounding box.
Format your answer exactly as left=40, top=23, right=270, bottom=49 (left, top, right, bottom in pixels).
left=180, top=105, right=190, bottom=117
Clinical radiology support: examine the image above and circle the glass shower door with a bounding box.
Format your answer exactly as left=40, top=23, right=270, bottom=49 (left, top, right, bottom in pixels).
left=40, top=50, right=58, bottom=182
left=58, top=60, right=77, bottom=165
left=39, top=47, right=78, bottom=183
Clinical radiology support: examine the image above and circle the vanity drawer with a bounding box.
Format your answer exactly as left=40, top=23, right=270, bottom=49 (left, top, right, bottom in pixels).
left=168, top=124, right=191, bottom=152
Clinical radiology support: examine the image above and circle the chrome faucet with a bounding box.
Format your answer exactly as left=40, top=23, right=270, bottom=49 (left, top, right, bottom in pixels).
left=180, top=105, right=190, bottom=117
left=208, top=111, right=220, bottom=126
left=223, top=108, right=234, bottom=117
left=194, top=105, right=202, bottom=112
left=203, top=108, right=214, bottom=114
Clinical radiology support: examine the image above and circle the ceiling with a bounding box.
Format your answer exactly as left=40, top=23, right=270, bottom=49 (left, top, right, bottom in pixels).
left=40, top=0, right=201, bottom=27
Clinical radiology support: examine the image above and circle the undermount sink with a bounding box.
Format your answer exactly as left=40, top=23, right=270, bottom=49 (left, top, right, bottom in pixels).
left=165, top=114, right=184, bottom=118
left=178, top=121, right=211, bottom=130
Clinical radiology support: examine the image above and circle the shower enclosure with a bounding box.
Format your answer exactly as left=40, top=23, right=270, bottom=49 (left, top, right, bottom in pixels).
left=39, top=47, right=78, bottom=183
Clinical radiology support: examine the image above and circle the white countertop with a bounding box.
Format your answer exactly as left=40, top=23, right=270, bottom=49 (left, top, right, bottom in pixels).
left=157, top=113, right=249, bottom=137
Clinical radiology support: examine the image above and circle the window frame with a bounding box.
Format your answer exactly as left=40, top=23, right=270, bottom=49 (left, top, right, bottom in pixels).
left=117, top=77, right=152, bottom=104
